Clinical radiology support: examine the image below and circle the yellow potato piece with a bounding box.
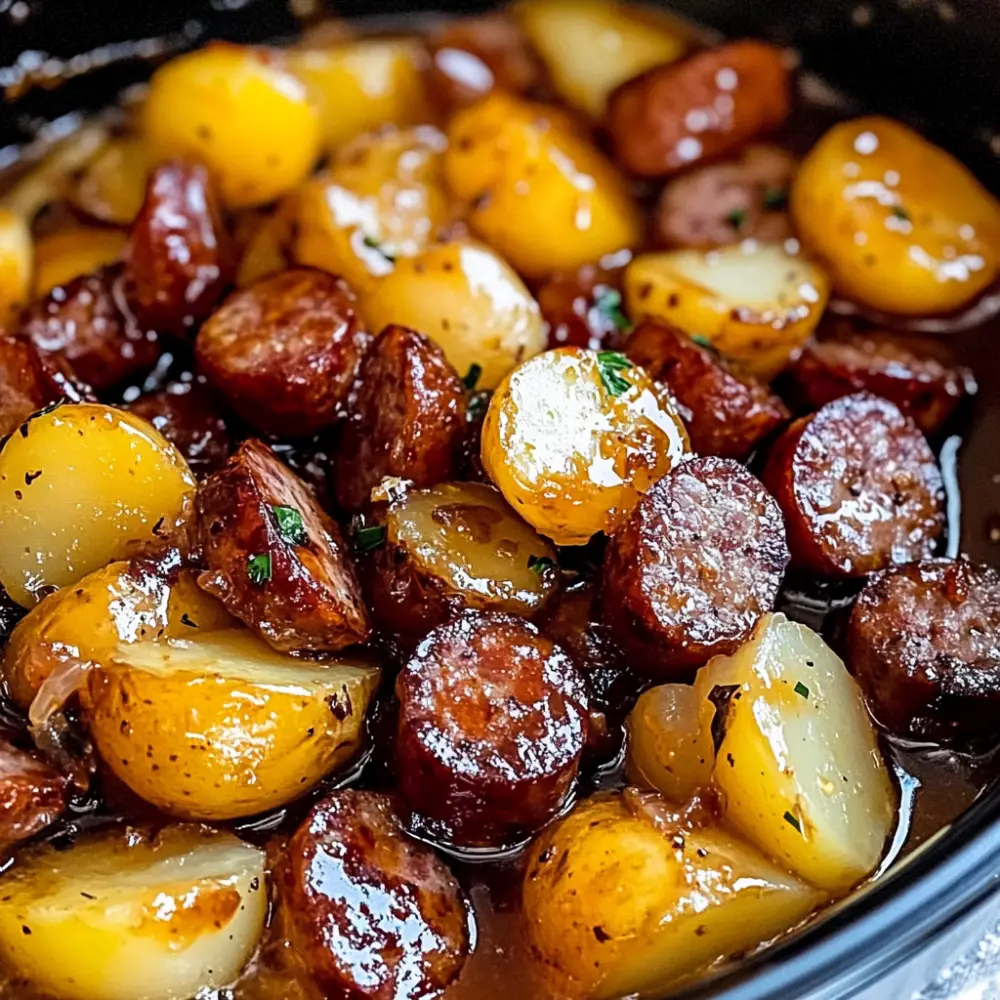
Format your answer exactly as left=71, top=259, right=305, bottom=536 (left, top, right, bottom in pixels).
left=0, top=825, right=266, bottom=1000
left=0, top=403, right=196, bottom=607
left=0, top=209, right=32, bottom=328
left=286, top=38, right=430, bottom=153
left=87, top=629, right=381, bottom=820
left=792, top=116, right=1000, bottom=316
left=72, top=136, right=151, bottom=226
left=695, top=613, right=897, bottom=893
left=445, top=92, right=641, bottom=280
left=32, top=227, right=127, bottom=298
left=357, top=238, right=546, bottom=390
left=144, top=43, right=321, bottom=209
left=516, top=0, right=687, bottom=118
left=523, top=793, right=826, bottom=999
left=481, top=347, right=689, bottom=545
left=624, top=243, right=831, bottom=378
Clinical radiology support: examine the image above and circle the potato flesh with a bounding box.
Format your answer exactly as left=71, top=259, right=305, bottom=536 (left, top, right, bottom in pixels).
left=696, top=613, right=896, bottom=893
left=624, top=244, right=831, bottom=377
left=481, top=347, right=689, bottom=545
left=523, top=794, right=826, bottom=999
left=0, top=403, right=196, bottom=608
left=88, top=629, right=381, bottom=820
left=0, top=825, right=266, bottom=1000
left=32, top=227, right=127, bottom=297
left=0, top=208, right=32, bottom=327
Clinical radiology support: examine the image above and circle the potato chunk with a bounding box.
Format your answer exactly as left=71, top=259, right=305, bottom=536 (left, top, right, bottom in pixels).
left=695, top=613, right=896, bottom=892
left=0, top=825, right=266, bottom=1000
left=86, top=629, right=380, bottom=820
left=72, top=136, right=151, bottom=225
left=0, top=209, right=33, bottom=327
left=624, top=243, right=831, bottom=377
left=481, top=347, right=689, bottom=545
left=523, top=792, right=825, bottom=999
left=32, top=227, right=127, bottom=298
left=0, top=403, right=196, bottom=608
left=791, top=116, right=1000, bottom=315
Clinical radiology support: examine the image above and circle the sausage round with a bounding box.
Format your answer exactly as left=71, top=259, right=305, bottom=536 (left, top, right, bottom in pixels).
left=606, top=40, right=791, bottom=177
left=197, top=438, right=370, bottom=652
left=762, top=392, right=945, bottom=577
left=333, top=325, right=467, bottom=513
left=0, top=742, right=68, bottom=855
left=624, top=321, right=789, bottom=460
left=0, top=334, right=87, bottom=439
left=395, top=610, right=588, bottom=848
left=848, top=558, right=1000, bottom=744
left=536, top=264, right=628, bottom=352
left=124, top=159, right=233, bottom=339
left=600, top=456, right=789, bottom=675
left=196, top=269, right=369, bottom=437
left=281, top=790, right=471, bottom=1000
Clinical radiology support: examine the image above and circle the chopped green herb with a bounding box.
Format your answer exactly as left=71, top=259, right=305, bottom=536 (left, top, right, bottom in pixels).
left=355, top=524, right=386, bottom=553
left=247, top=553, right=272, bottom=586
left=271, top=504, right=308, bottom=546
left=463, top=363, right=483, bottom=390
left=691, top=334, right=713, bottom=349
left=594, top=288, right=631, bottom=333
left=596, top=351, right=633, bottom=396
left=528, top=555, right=556, bottom=576
left=783, top=810, right=802, bottom=834
left=891, top=205, right=911, bottom=222
left=762, top=186, right=788, bottom=211
left=725, top=207, right=748, bottom=230
left=362, top=234, right=396, bottom=263
left=794, top=681, right=810, bottom=699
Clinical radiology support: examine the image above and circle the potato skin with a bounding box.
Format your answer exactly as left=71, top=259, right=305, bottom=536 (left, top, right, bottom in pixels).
left=0, top=334, right=87, bottom=439
left=0, top=742, right=68, bottom=855
left=607, top=40, right=790, bottom=177
left=333, top=325, right=467, bottom=513
left=280, top=790, right=471, bottom=999
left=196, top=269, right=369, bottom=437
left=197, top=438, right=371, bottom=652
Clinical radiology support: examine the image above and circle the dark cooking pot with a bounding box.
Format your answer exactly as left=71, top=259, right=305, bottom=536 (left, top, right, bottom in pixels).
left=3, top=2, right=1000, bottom=998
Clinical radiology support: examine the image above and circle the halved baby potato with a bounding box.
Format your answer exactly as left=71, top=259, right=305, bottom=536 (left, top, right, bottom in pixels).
left=695, top=613, right=896, bottom=893
left=86, top=629, right=381, bottom=820
left=32, top=227, right=127, bottom=298
left=72, top=136, right=151, bottom=226
left=624, top=243, right=831, bottom=377
left=0, top=824, right=266, bottom=1000
left=0, top=209, right=32, bottom=328
left=0, top=403, right=196, bottom=607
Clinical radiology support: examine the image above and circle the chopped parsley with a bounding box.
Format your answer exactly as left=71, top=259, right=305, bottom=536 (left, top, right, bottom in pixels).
left=891, top=205, right=911, bottom=222
left=463, top=363, right=483, bottom=390
left=362, top=234, right=396, bottom=263
left=596, top=351, right=633, bottom=396
left=783, top=810, right=803, bottom=834
left=794, top=681, right=810, bottom=699
left=271, top=504, right=307, bottom=546
left=528, top=555, right=556, bottom=576
left=691, top=334, right=713, bottom=349
left=725, top=207, right=748, bottom=230
left=594, top=288, right=631, bottom=333
left=355, top=524, right=386, bottom=553
left=247, top=553, right=272, bottom=586
left=762, top=186, right=788, bottom=211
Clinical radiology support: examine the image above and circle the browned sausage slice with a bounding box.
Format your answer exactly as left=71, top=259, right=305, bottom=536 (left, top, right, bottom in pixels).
left=197, top=438, right=370, bottom=652
left=0, top=334, right=87, bottom=438
left=281, top=790, right=471, bottom=1000
left=762, top=392, right=945, bottom=577
left=536, top=263, right=628, bottom=352
left=333, top=325, right=467, bottom=513
left=196, top=269, right=369, bottom=437
left=625, top=321, right=789, bottom=460
left=395, top=610, right=588, bottom=848
left=606, top=40, right=791, bottom=177
left=600, top=456, right=789, bottom=675
left=0, top=742, right=68, bottom=855
left=848, top=558, right=1000, bottom=744
left=124, top=159, right=233, bottom=339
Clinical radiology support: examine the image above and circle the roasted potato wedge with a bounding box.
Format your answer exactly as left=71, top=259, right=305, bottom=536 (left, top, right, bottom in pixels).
left=791, top=116, right=1000, bottom=315
left=87, top=629, right=380, bottom=820
left=0, top=209, right=32, bottom=328
left=71, top=136, right=151, bottom=226
left=444, top=92, right=641, bottom=279
left=32, top=227, right=128, bottom=299
left=624, top=244, right=831, bottom=378
left=0, top=825, right=266, bottom=1000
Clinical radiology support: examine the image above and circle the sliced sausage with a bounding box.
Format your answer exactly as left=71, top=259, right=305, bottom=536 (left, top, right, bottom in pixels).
left=333, top=325, right=467, bottom=514
left=625, top=321, right=789, bottom=459
left=19, top=266, right=159, bottom=391
left=268, top=436, right=336, bottom=511
left=655, top=143, right=796, bottom=249
left=196, top=269, right=369, bottom=437
left=787, top=333, right=976, bottom=436
left=124, top=159, right=233, bottom=339
left=395, top=610, right=588, bottom=848
left=0, top=334, right=86, bottom=438
left=0, top=742, right=68, bottom=855
left=281, top=790, right=471, bottom=1000
left=762, top=392, right=945, bottom=577
left=127, top=379, right=232, bottom=477
left=536, top=264, right=629, bottom=352
left=197, top=438, right=370, bottom=652
left=600, top=456, right=789, bottom=675
left=606, top=40, right=791, bottom=177
left=456, top=389, right=491, bottom=483
left=848, top=558, right=1000, bottom=745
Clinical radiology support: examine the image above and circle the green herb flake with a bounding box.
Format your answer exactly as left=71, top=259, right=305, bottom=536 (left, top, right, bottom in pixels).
left=762, top=186, right=788, bottom=211
left=528, top=555, right=556, bottom=576
left=247, top=553, right=272, bottom=586
left=725, top=207, right=748, bottom=230
left=463, top=363, right=483, bottom=390
left=355, top=524, right=386, bottom=553
left=362, top=234, right=396, bottom=263
left=783, top=810, right=803, bottom=834
left=891, top=205, right=911, bottom=223
left=594, top=288, right=631, bottom=333
left=794, top=681, right=810, bottom=699
left=596, top=350, right=633, bottom=396
left=691, top=334, right=713, bottom=349
left=271, top=504, right=308, bottom=546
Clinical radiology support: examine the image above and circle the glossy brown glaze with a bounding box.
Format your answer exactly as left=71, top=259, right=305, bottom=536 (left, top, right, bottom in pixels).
left=395, top=610, right=587, bottom=848
left=606, top=40, right=791, bottom=177
left=123, top=159, right=233, bottom=339
left=625, top=320, right=789, bottom=459
left=456, top=389, right=490, bottom=484
left=762, top=392, right=946, bottom=577
left=848, top=558, right=1000, bottom=744
left=0, top=334, right=83, bottom=438
left=197, top=438, right=370, bottom=652
left=600, top=456, right=789, bottom=675
left=196, top=269, right=369, bottom=437
left=334, top=325, right=467, bottom=513
left=0, top=742, right=68, bottom=856
left=536, top=264, right=627, bottom=352
left=280, top=790, right=471, bottom=1000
